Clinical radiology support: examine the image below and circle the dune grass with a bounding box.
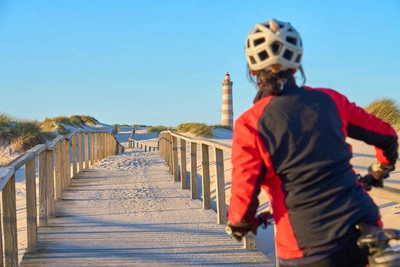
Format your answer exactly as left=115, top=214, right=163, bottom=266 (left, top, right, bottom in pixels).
left=148, top=123, right=232, bottom=137
left=0, top=113, right=56, bottom=153
left=176, top=123, right=214, bottom=137
left=147, top=125, right=175, bottom=133
left=364, top=98, right=400, bottom=130
left=41, top=115, right=99, bottom=135
left=0, top=114, right=99, bottom=155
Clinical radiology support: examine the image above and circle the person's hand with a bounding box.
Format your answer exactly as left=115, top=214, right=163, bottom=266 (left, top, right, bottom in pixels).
left=226, top=219, right=259, bottom=242
left=367, top=163, right=394, bottom=188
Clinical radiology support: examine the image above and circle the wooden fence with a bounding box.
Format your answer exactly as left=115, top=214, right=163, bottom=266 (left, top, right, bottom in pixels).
left=157, top=130, right=400, bottom=252
left=127, top=139, right=157, bottom=152
left=0, top=130, right=124, bottom=267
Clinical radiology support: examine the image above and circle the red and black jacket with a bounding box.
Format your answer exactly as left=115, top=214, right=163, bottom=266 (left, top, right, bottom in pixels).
left=228, top=85, right=398, bottom=260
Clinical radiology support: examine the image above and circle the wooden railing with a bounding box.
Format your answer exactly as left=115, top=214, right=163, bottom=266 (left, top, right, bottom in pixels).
left=127, top=139, right=157, bottom=152
left=0, top=130, right=124, bottom=267
left=157, top=130, right=400, bottom=251
left=157, top=131, right=258, bottom=249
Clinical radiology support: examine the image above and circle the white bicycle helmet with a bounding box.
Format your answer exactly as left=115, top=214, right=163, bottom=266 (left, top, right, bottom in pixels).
left=245, top=19, right=303, bottom=72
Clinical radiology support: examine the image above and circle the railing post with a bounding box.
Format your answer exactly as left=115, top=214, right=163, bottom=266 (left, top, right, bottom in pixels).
left=47, top=149, right=55, bottom=217
left=39, top=150, right=48, bottom=227
left=164, top=134, right=168, bottom=163
left=180, top=139, right=188, bottom=189
left=60, top=140, right=66, bottom=190
left=201, top=144, right=211, bottom=209
left=115, top=137, right=119, bottom=154
left=90, top=133, right=94, bottom=166
left=54, top=144, right=62, bottom=200
left=78, top=133, right=83, bottom=172
left=190, top=142, right=198, bottom=199
left=102, top=133, right=106, bottom=160
left=168, top=134, right=173, bottom=174
left=84, top=133, right=89, bottom=169
left=172, top=136, right=179, bottom=182
left=25, top=157, right=38, bottom=252
left=94, top=133, right=99, bottom=163
left=2, top=175, right=18, bottom=267
left=166, top=135, right=170, bottom=170
left=65, top=139, right=71, bottom=187
left=214, top=148, right=227, bottom=224
left=72, top=134, right=77, bottom=177
left=243, top=232, right=256, bottom=250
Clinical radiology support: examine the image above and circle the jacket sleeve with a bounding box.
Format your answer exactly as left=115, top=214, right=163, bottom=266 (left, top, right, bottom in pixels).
left=325, top=89, right=398, bottom=166
left=227, top=114, right=266, bottom=225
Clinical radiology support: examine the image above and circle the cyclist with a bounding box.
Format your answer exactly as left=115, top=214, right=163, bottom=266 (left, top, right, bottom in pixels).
left=227, top=18, right=398, bottom=267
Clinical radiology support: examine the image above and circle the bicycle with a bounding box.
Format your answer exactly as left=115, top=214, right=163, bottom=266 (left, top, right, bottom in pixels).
left=225, top=173, right=400, bottom=267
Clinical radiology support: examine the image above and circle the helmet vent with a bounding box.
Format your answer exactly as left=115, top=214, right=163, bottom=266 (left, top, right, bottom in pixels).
left=254, top=37, right=265, bottom=47
left=278, top=23, right=285, bottom=28
left=271, top=41, right=282, bottom=55
left=283, top=50, right=294, bottom=61
left=249, top=56, right=256, bottom=64
left=254, top=28, right=262, bottom=33
left=286, top=36, right=297, bottom=45
left=258, top=50, right=269, bottom=61
left=287, top=27, right=294, bottom=32
left=247, top=39, right=250, bottom=48
left=295, top=55, right=302, bottom=63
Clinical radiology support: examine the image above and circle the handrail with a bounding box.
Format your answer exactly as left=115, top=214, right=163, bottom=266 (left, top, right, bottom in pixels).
left=157, top=130, right=400, bottom=251
left=0, top=130, right=124, bottom=266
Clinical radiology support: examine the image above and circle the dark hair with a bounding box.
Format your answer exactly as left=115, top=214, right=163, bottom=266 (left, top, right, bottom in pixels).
left=247, top=65, right=307, bottom=103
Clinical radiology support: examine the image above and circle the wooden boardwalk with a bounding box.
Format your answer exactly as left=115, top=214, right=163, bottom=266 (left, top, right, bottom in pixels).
left=19, top=149, right=272, bottom=266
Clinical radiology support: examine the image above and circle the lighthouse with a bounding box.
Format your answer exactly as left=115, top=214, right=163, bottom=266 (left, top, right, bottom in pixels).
left=221, top=72, right=233, bottom=127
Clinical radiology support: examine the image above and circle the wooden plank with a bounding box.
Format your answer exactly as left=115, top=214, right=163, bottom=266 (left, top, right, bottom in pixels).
left=2, top=174, right=18, bottom=267
left=25, top=157, right=38, bottom=252
left=0, top=167, right=14, bottom=192
left=180, top=139, right=188, bottom=189
left=214, top=148, right=227, bottom=224
left=39, top=151, right=48, bottom=227
left=47, top=150, right=55, bottom=217
left=190, top=142, right=198, bottom=199
left=72, top=134, right=77, bottom=177
left=172, top=136, right=179, bottom=182
left=25, top=144, right=47, bottom=156
left=201, top=144, right=211, bottom=210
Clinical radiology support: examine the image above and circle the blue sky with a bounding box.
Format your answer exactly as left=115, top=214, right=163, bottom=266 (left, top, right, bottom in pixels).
left=0, top=0, right=399, bottom=126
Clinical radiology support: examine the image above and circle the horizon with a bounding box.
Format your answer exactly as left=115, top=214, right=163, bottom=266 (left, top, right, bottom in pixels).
left=1, top=1, right=399, bottom=126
